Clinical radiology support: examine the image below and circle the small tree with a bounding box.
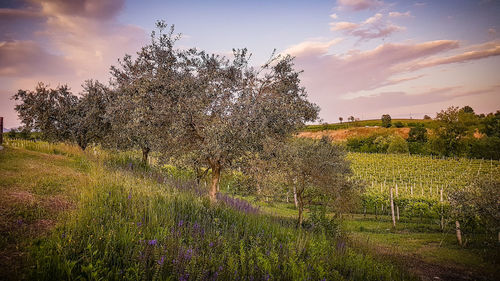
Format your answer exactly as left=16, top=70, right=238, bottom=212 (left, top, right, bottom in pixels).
left=423, top=114, right=431, bottom=120
left=276, top=137, right=360, bottom=226
left=339, top=117, right=343, bottom=124
left=381, top=114, right=392, bottom=128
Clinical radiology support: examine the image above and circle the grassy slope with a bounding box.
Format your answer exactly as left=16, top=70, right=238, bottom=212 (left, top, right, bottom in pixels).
left=0, top=143, right=413, bottom=281
left=0, top=146, right=89, bottom=280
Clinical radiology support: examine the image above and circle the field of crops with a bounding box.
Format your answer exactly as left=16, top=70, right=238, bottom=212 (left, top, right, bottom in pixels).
left=347, top=152, right=500, bottom=221
left=349, top=152, right=500, bottom=197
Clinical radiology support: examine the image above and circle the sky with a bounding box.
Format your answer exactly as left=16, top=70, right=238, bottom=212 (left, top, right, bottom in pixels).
left=1, top=0, right=499, bottom=128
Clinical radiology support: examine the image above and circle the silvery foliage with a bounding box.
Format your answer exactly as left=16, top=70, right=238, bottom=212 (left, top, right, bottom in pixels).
left=12, top=83, right=78, bottom=142
left=107, top=21, right=181, bottom=161
left=171, top=47, right=320, bottom=198
left=274, top=137, right=357, bottom=224
left=13, top=81, right=111, bottom=150
left=69, top=80, right=112, bottom=150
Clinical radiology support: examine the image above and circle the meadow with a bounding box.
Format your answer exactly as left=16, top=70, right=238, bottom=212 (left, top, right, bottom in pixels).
left=0, top=139, right=415, bottom=281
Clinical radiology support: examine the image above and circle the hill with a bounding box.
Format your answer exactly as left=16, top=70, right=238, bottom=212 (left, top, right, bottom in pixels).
left=304, top=119, right=433, bottom=132
left=0, top=140, right=413, bottom=281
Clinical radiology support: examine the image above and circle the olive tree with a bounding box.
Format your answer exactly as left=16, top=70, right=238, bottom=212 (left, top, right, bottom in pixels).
left=276, top=137, right=360, bottom=226
left=107, top=21, right=180, bottom=164
left=12, top=83, right=77, bottom=142
left=171, top=49, right=319, bottom=201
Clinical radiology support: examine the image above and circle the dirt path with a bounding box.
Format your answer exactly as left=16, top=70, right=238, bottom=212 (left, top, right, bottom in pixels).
left=359, top=241, right=497, bottom=281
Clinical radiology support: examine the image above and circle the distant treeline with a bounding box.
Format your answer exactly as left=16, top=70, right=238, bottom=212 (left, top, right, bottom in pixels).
left=344, top=106, right=500, bottom=160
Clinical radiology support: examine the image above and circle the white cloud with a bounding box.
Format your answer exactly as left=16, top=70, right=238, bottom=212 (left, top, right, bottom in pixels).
left=389, top=11, right=412, bottom=18
left=282, top=38, right=343, bottom=57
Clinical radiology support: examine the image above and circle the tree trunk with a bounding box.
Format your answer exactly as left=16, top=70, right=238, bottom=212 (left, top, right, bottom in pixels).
left=293, top=186, right=298, bottom=208
left=390, top=187, right=396, bottom=228
left=141, top=147, right=150, bottom=165
left=455, top=220, right=462, bottom=246
left=209, top=163, right=221, bottom=202
left=297, top=192, right=304, bottom=227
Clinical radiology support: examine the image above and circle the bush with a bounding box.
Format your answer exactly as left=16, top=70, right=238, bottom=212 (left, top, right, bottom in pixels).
left=468, top=136, right=500, bottom=160
left=387, top=136, right=409, bottom=154
left=394, top=121, right=404, bottom=128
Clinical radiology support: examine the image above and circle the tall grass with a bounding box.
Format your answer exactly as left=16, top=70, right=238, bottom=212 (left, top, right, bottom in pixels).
left=4, top=140, right=414, bottom=280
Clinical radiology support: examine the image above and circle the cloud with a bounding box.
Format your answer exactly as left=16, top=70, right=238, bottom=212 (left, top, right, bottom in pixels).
left=285, top=37, right=500, bottom=121
left=291, top=40, right=459, bottom=97
left=336, top=0, right=383, bottom=11
left=330, top=13, right=405, bottom=41
left=340, top=84, right=500, bottom=115
left=282, top=38, right=343, bottom=57
left=34, top=0, right=125, bottom=19
left=0, top=0, right=147, bottom=127
left=0, top=40, right=73, bottom=76
left=389, top=11, right=412, bottom=18
left=409, top=40, right=500, bottom=70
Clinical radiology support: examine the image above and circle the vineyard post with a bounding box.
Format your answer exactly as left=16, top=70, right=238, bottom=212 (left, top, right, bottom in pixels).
left=440, top=187, right=444, bottom=230
left=390, top=187, right=396, bottom=228
left=0, top=117, right=3, bottom=145
left=395, top=184, right=399, bottom=221
left=455, top=220, right=462, bottom=246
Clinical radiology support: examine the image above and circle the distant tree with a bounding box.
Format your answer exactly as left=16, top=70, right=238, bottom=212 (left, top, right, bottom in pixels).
left=339, top=117, right=343, bottom=124
left=423, top=114, right=432, bottom=120
left=172, top=49, right=319, bottom=201
left=480, top=111, right=500, bottom=138
left=348, top=116, right=355, bottom=122
left=430, top=106, right=478, bottom=156
left=276, top=137, right=360, bottom=226
left=381, top=114, right=392, bottom=128
left=407, top=124, right=428, bottom=142
left=459, top=105, right=475, bottom=115
left=12, top=83, right=77, bottom=142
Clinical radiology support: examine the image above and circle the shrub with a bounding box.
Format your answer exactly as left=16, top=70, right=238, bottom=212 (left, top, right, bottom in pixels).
left=387, top=136, right=409, bottom=154
left=394, top=121, right=404, bottom=128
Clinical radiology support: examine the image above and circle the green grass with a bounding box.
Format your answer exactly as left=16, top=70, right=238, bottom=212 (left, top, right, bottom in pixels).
left=1, top=141, right=415, bottom=281
left=238, top=196, right=499, bottom=280
left=0, top=146, right=90, bottom=279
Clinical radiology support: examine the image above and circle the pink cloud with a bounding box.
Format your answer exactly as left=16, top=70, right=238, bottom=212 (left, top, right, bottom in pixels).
left=330, top=13, right=405, bottom=41
left=0, top=40, right=73, bottom=76
left=0, top=0, right=147, bottom=128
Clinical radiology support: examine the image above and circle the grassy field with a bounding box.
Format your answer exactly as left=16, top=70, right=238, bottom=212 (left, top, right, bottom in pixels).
left=303, top=119, right=433, bottom=132
left=0, top=141, right=415, bottom=281
left=242, top=198, right=498, bottom=281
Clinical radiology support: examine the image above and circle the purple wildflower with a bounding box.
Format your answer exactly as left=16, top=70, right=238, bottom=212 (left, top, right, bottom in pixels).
left=209, top=242, right=214, bottom=247
left=148, top=239, right=157, bottom=246
left=136, top=222, right=142, bottom=227
left=178, top=220, right=184, bottom=227
left=157, top=255, right=165, bottom=265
